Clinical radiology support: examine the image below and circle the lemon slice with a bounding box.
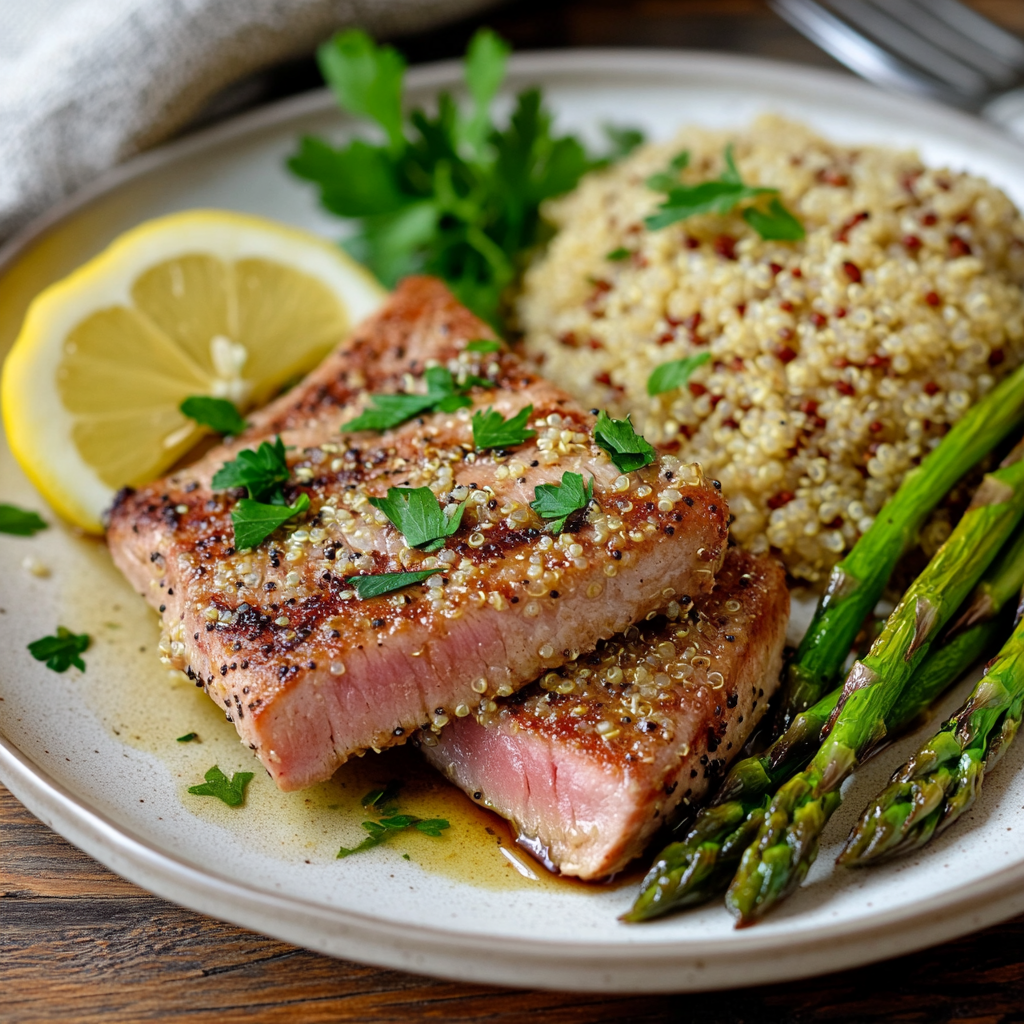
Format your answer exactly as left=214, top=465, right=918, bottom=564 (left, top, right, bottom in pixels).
left=2, top=210, right=385, bottom=532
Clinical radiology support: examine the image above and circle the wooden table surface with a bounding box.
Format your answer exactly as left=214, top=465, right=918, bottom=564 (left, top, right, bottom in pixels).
left=6, top=2, right=1024, bottom=1022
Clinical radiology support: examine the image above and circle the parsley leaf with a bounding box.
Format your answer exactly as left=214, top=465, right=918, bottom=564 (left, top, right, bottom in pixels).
left=465, top=338, right=502, bottom=353
left=176, top=732, right=199, bottom=743
left=593, top=411, right=656, bottom=472
left=342, top=392, right=439, bottom=432
left=361, top=781, right=403, bottom=811
left=531, top=472, right=595, bottom=533
left=646, top=178, right=773, bottom=231
left=180, top=396, right=247, bottom=436
left=28, top=627, right=90, bottom=672
left=346, top=569, right=438, bottom=599
left=414, top=819, right=451, bottom=838
left=605, top=247, right=631, bottom=261
left=602, top=125, right=646, bottom=162
left=369, top=487, right=466, bottom=552
left=289, top=29, right=640, bottom=327
left=472, top=405, right=536, bottom=451
left=232, top=494, right=310, bottom=550
left=647, top=352, right=712, bottom=396
left=646, top=149, right=690, bottom=192
left=212, top=436, right=290, bottom=501
left=742, top=197, right=806, bottom=240
left=212, top=436, right=305, bottom=548
left=645, top=144, right=803, bottom=240
left=0, top=503, right=47, bottom=536
left=317, top=30, right=406, bottom=153
left=342, top=366, right=490, bottom=432
left=337, top=783, right=451, bottom=858
left=188, top=766, right=254, bottom=807
left=461, top=28, right=511, bottom=156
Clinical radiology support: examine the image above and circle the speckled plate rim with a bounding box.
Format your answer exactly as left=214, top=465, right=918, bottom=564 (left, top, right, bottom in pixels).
left=3, top=49, right=1024, bottom=993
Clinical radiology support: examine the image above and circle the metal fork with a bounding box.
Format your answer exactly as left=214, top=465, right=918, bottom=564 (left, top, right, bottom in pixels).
left=769, top=0, right=1024, bottom=134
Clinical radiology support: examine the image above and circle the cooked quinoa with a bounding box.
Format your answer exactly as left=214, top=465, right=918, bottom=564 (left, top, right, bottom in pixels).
left=517, top=116, right=1024, bottom=582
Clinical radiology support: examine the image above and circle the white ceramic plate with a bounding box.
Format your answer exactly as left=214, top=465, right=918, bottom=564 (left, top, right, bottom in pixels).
left=3, top=51, right=1024, bottom=994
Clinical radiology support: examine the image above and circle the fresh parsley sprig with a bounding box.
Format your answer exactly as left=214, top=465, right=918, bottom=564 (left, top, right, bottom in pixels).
left=289, top=28, right=642, bottom=327
left=531, top=472, right=595, bottom=533
left=212, top=436, right=290, bottom=501
left=646, top=144, right=804, bottom=241
left=180, top=396, right=247, bottom=436
left=593, top=412, right=656, bottom=472
left=647, top=351, right=712, bottom=396
left=27, top=627, right=90, bottom=673
left=0, top=503, right=47, bottom=536
left=176, top=732, right=199, bottom=743
left=645, top=149, right=690, bottom=192
left=472, top=405, right=536, bottom=451
left=342, top=366, right=491, bottom=433
left=345, top=569, right=438, bottom=599
left=212, top=437, right=308, bottom=548
left=742, top=197, right=806, bottom=240
left=465, top=338, right=502, bottom=353
left=337, top=782, right=450, bottom=858
left=188, top=766, right=254, bottom=807
left=232, top=494, right=311, bottom=550
left=369, top=486, right=466, bottom=552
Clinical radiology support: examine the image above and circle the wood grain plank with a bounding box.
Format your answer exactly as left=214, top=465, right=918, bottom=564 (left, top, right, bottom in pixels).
left=1, top=788, right=143, bottom=898
left=5, top=784, right=1024, bottom=1023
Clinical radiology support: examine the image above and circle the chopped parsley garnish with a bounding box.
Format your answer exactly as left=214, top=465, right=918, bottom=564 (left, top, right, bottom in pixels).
left=232, top=494, right=310, bottom=550
left=605, top=247, right=631, bottom=261
left=646, top=149, right=690, bottom=192
left=645, top=144, right=804, bottom=240
left=289, top=28, right=641, bottom=327
left=647, top=351, right=712, bottom=397
left=188, top=765, right=253, bottom=807
left=593, top=411, right=656, bottom=472
left=472, top=404, right=536, bottom=451
left=368, top=486, right=466, bottom=552
left=465, top=338, right=502, bottom=353
left=346, top=569, right=438, bottom=600
left=176, top=732, right=199, bottom=743
left=212, top=436, right=290, bottom=501
left=212, top=436, right=308, bottom=548
left=342, top=366, right=490, bottom=433
left=741, top=197, right=806, bottom=240
left=531, top=471, right=595, bottom=533
left=28, top=627, right=90, bottom=673
left=180, top=396, right=247, bottom=436
left=362, top=780, right=403, bottom=809
left=0, top=503, right=47, bottom=536
left=337, top=782, right=450, bottom=858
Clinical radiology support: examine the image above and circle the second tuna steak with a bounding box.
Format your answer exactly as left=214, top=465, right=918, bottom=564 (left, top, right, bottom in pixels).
left=420, top=549, right=789, bottom=879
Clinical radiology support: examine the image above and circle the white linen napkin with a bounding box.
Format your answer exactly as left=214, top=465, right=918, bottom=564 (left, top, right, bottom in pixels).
left=0, top=0, right=499, bottom=242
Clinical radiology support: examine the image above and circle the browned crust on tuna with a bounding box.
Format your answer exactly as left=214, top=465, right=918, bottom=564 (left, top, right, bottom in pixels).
left=422, top=549, right=788, bottom=878
left=107, top=278, right=729, bottom=789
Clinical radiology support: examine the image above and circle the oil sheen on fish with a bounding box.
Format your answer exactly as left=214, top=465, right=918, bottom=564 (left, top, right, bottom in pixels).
left=107, top=277, right=729, bottom=790
left=420, top=550, right=788, bottom=879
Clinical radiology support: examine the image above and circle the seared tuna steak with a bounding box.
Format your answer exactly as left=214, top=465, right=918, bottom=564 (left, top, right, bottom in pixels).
left=420, top=549, right=788, bottom=879
left=107, top=277, right=729, bottom=791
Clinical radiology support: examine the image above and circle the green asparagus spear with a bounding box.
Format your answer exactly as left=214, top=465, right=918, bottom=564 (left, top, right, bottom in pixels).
left=778, top=363, right=1024, bottom=730
left=624, top=534, right=1023, bottom=922
left=839, top=539, right=1024, bottom=864
left=726, top=444, right=1024, bottom=926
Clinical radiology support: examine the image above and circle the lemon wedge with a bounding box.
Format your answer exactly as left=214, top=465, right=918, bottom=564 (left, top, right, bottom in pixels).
left=2, top=210, right=385, bottom=532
